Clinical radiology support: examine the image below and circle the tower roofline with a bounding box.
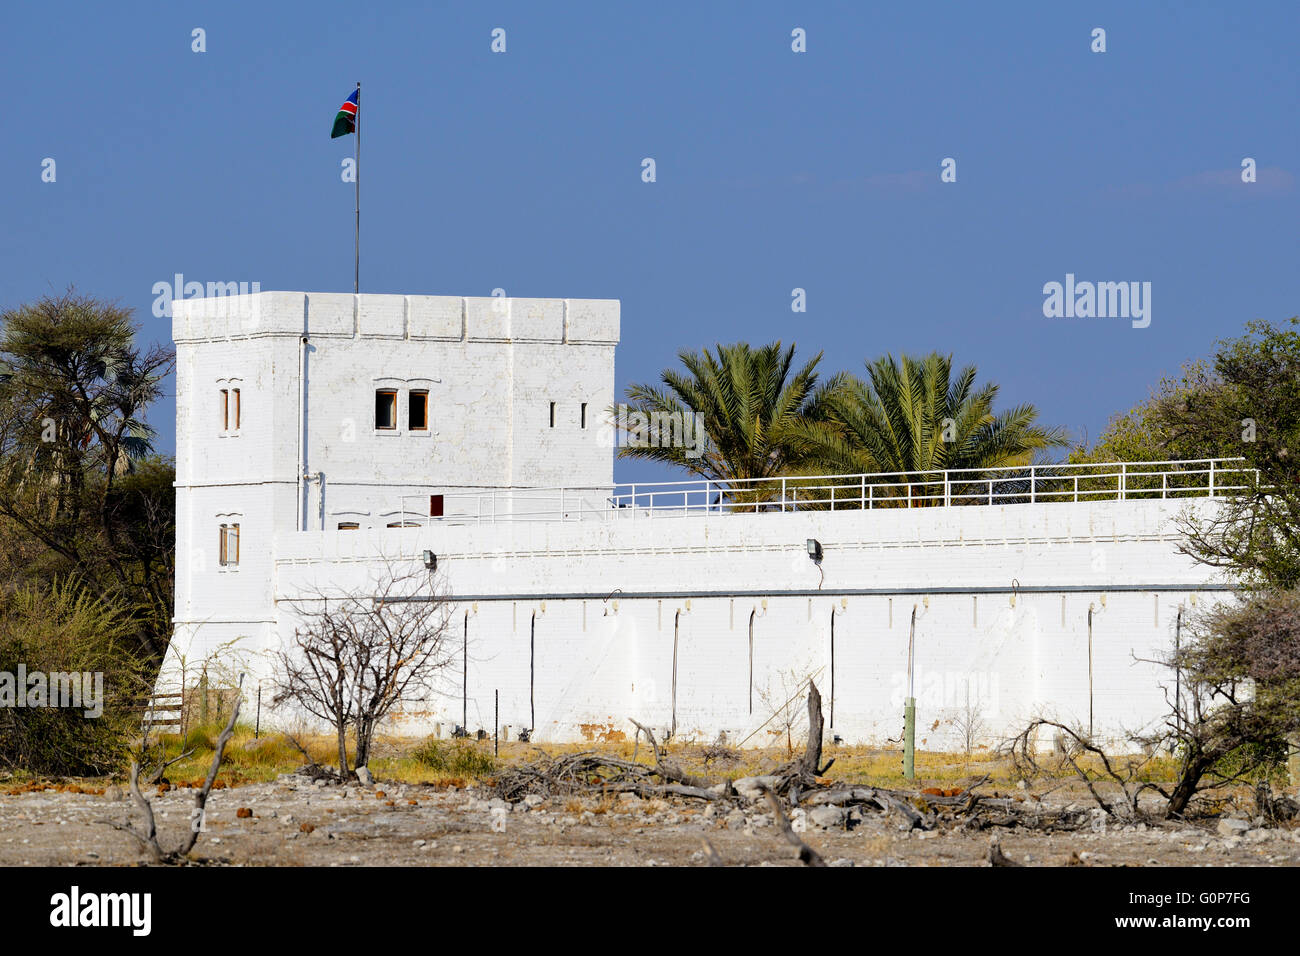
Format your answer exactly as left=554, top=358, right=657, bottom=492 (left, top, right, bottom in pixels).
left=171, top=291, right=620, bottom=345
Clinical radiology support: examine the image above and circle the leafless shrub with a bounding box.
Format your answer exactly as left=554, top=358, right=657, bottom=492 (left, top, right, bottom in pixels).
left=1009, top=719, right=1164, bottom=821
left=952, top=682, right=988, bottom=759
left=103, top=676, right=243, bottom=864
left=272, top=559, right=454, bottom=778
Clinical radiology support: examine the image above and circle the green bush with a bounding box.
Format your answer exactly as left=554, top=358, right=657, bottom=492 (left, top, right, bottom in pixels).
left=0, top=580, right=149, bottom=775
left=411, top=737, right=496, bottom=777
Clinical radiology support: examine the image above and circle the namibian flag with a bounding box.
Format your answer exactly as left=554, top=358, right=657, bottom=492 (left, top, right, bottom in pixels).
left=331, top=88, right=359, bottom=138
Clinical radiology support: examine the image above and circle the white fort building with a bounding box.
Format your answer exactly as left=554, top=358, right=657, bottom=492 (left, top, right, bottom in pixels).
left=166, top=289, right=1242, bottom=749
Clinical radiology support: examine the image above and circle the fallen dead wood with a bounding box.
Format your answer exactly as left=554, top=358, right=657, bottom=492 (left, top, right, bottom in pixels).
left=629, top=720, right=712, bottom=789
left=987, top=836, right=1021, bottom=867
left=762, top=785, right=825, bottom=867
left=488, top=688, right=1123, bottom=844
left=492, top=749, right=726, bottom=802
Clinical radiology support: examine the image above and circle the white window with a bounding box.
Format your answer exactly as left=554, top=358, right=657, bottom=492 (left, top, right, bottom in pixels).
left=219, top=383, right=242, bottom=434
left=218, top=523, right=240, bottom=567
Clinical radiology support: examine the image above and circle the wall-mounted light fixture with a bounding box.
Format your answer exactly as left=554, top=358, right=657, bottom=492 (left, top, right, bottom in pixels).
left=421, top=550, right=437, bottom=571
left=806, top=538, right=823, bottom=562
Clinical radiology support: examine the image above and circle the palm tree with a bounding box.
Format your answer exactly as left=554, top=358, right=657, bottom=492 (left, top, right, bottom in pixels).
left=617, top=341, right=838, bottom=505
left=793, top=352, right=1068, bottom=505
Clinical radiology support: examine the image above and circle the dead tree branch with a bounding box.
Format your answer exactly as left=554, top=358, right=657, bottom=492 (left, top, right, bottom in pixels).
left=762, top=785, right=825, bottom=867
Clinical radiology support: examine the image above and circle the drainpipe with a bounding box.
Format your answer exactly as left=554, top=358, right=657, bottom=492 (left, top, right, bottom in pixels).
left=1088, top=604, right=1095, bottom=738
left=462, top=611, right=469, bottom=733
left=671, top=610, right=681, bottom=739
left=297, top=334, right=309, bottom=531
left=1174, top=607, right=1183, bottom=736
left=904, top=605, right=917, bottom=780
left=529, top=612, right=535, bottom=734
left=302, top=472, right=323, bottom=530
left=829, top=608, right=836, bottom=730
left=748, top=609, right=756, bottom=715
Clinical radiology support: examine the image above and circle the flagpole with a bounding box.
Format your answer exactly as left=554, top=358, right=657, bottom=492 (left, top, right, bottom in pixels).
left=354, top=81, right=360, bottom=295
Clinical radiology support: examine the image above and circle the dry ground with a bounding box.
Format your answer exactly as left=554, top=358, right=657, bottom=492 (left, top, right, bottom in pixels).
left=1, top=738, right=1297, bottom=866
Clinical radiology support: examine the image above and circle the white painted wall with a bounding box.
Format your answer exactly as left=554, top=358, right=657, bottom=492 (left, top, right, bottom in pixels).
left=168, top=290, right=1231, bottom=751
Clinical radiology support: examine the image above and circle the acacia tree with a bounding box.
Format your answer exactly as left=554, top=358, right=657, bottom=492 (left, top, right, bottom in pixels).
left=1162, top=320, right=1300, bottom=589
left=273, top=562, right=455, bottom=776
left=1158, top=590, right=1300, bottom=816
left=1057, top=319, right=1300, bottom=808
left=0, top=291, right=175, bottom=660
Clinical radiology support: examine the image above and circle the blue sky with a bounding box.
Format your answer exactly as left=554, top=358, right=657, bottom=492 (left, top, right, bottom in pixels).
left=5, top=1, right=1297, bottom=484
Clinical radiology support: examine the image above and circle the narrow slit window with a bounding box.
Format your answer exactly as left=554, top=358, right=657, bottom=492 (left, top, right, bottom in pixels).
left=409, top=390, right=429, bottom=431
left=337, top=521, right=360, bottom=531
left=580, top=402, right=587, bottom=428
left=218, top=523, right=240, bottom=566
left=232, top=388, right=241, bottom=430
left=220, top=389, right=229, bottom=431
left=375, top=389, right=398, bottom=430
left=549, top=402, right=556, bottom=428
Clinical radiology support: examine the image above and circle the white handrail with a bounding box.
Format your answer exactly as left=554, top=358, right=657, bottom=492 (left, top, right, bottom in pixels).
left=372, top=459, right=1256, bottom=528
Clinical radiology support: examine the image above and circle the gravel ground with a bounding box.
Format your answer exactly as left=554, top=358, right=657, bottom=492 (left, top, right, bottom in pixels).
left=2, top=772, right=1298, bottom=867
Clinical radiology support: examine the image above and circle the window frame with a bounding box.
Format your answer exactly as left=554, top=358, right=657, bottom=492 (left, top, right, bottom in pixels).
left=218, top=522, right=241, bottom=568
left=375, top=389, right=399, bottom=431
left=408, top=389, right=429, bottom=432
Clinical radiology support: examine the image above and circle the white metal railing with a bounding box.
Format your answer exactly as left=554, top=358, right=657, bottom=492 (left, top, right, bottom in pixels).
left=375, top=459, right=1258, bottom=528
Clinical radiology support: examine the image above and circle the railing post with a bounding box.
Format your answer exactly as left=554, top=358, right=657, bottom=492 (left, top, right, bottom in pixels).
left=1030, top=466, right=1036, bottom=504
left=1120, top=463, right=1127, bottom=501
left=944, top=471, right=951, bottom=508
left=860, top=475, right=866, bottom=510
left=782, top=477, right=787, bottom=513
left=1074, top=475, right=1079, bottom=503
left=1209, top=460, right=1216, bottom=497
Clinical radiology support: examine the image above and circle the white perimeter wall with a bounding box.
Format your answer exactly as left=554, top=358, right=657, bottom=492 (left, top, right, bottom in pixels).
left=165, top=496, right=1233, bottom=751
